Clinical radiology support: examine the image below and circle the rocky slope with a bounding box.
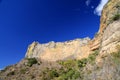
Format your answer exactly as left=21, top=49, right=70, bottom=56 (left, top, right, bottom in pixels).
left=1, top=0, right=120, bottom=79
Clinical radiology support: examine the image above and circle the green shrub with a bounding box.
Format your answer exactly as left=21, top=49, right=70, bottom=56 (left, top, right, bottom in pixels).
left=7, top=71, right=15, bottom=76
left=88, top=50, right=99, bottom=64
left=111, top=51, right=120, bottom=65
left=48, top=70, right=59, bottom=78
left=72, top=71, right=80, bottom=79
left=112, top=14, right=120, bottom=21
left=42, top=69, right=59, bottom=80
left=57, top=69, right=80, bottom=80
left=77, top=58, right=87, bottom=67
left=27, top=58, right=38, bottom=67
left=112, top=52, right=120, bottom=58
left=66, top=69, right=75, bottom=79
left=88, top=54, right=96, bottom=62
left=58, top=59, right=77, bottom=69
left=42, top=60, right=82, bottom=80
left=111, top=45, right=120, bottom=65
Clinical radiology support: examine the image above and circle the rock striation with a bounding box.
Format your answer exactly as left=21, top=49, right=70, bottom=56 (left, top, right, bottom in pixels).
left=100, top=0, right=120, bottom=54
left=90, top=0, right=120, bottom=54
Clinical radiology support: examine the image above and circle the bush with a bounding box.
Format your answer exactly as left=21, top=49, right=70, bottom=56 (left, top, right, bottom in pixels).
left=111, top=45, right=120, bottom=65
left=48, top=70, right=59, bottom=78
left=112, top=14, right=120, bottom=21
left=57, top=69, right=80, bottom=80
left=42, top=69, right=59, bottom=80
left=77, top=58, right=87, bottom=67
left=88, top=50, right=99, bottom=64
left=111, top=52, right=120, bottom=66
left=27, top=58, right=38, bottom=67
left=72, top=71, right=80, bottom=79
left=7, top=71, right=15, bottom=76
left=58, top=59, right=76, bottom=69
left=66, top=69, right=75, bottom=79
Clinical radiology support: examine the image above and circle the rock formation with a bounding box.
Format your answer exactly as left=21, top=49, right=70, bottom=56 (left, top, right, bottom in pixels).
left=26, top=0, right=120, bottom=61
left=26, top=38, right=91, bottom=61
left=1, top=0, right=120, bottom=80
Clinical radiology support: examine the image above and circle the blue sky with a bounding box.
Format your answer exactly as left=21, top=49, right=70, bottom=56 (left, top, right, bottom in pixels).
left=0, top=0, right=108, bottom=69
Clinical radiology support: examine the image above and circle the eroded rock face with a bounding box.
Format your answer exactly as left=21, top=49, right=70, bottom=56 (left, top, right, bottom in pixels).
left=26, top=38, right=91, bottom=61
left=99, top=0, right=120, bottom=34
left=94, top=0, right=120, bottom=64
left=99, top=0, right=120, bottom=55
left=90, top=0, right=120, bottom=50
left=100, top=20, right=120, bottom=54
left=26, top=0, right=120, bottom=61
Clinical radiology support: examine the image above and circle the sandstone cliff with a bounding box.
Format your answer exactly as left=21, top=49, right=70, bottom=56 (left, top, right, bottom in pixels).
left=26, top=0, right=120, bottom=61
left=90, top=0, right=120, bottom=53
left=99, top=0, right=120, bottom=54
left=26, top=38, right=91, bottom=61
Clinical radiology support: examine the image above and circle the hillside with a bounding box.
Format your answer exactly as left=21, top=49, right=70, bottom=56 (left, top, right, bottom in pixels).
left=1, top=0, right=120, bottom=80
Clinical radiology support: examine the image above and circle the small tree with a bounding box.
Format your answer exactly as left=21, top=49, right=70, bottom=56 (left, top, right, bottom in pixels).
left=27, top=58, right=38, bottom=67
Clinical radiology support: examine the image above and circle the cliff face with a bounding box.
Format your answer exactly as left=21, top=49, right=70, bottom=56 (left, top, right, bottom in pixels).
left=26, top=38, right=91, bottom=61
left=25, top=0, right=120, bottom=62
left=90, top=0, right=120, bottom=52
left=100, top=0, right=120, bottom=54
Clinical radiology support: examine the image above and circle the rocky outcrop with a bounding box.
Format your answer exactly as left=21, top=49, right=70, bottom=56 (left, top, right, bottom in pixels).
left=99, top=0, right=120, bottom=34
left=26, top=38, right=91, bottom=61
left=99, top=0, right=120, bottom=54
left=91, top=0, right=120, bottom=54
left=100, top=20, right=120, bottom=54
left=26, top=0, right=120, bottom=62
left=92, top=0, right=120, bottom=64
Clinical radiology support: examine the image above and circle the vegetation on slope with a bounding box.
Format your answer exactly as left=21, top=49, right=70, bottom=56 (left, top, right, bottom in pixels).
left=40, top=50, right=99, bottom=80
left=0, top=50, right=99, bottom=80
left=112, top=14, right=120, bottom=21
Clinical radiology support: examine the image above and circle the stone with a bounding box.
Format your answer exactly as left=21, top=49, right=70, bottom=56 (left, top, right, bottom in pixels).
left=25, top=37, right=91, bottom=61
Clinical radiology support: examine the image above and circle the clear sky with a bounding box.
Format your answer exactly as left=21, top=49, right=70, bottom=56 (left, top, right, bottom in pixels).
left=0, top=0, right=108, bottom=69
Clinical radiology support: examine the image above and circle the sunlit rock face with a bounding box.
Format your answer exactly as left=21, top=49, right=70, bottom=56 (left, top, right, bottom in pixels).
left=100, top=20, right=120, bottom=54
left=93, top=0, right=120, bottom=64
left=99, top=0, right=120, bottom=54
left=25, top=38, right=91, bottom=61
left=26, top=0, right=120, bottom=61
left=91, top=0, right=120, bottom=53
